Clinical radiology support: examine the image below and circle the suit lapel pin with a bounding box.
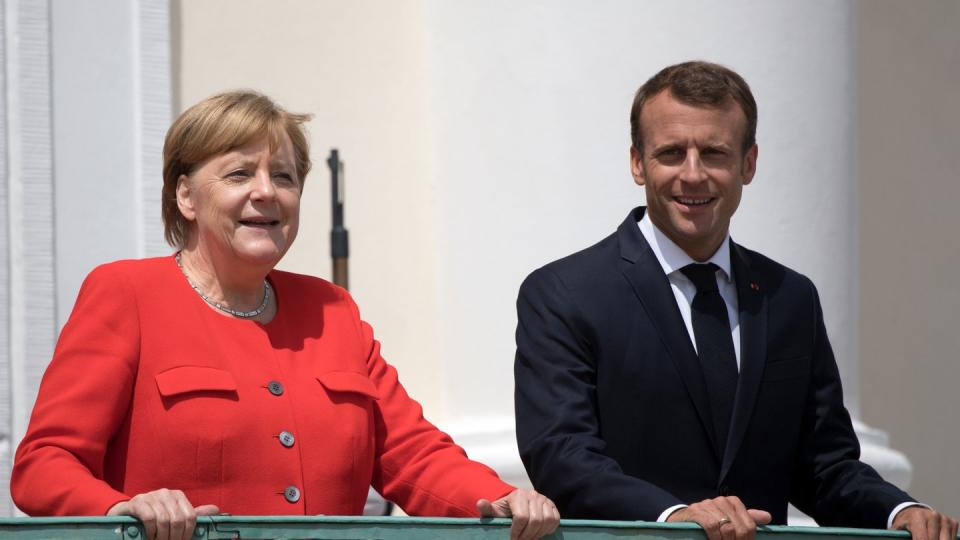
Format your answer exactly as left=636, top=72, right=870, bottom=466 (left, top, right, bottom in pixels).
left=750, top=282, right=760, bottom=291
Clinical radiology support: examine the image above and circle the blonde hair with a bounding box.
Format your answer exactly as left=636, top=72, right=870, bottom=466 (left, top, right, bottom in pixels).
left=162, top=90, right=312, bottom=247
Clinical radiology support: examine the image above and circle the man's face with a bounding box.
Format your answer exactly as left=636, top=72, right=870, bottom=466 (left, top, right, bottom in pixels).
left=630, top=90, right=757, bottom=261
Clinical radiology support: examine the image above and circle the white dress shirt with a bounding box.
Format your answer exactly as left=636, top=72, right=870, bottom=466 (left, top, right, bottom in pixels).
left=637, top=214, right=920, bottom=526
left=638, top=213, right=741, bottom=369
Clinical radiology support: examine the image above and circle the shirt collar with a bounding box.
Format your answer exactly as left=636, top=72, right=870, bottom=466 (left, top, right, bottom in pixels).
left=638, top=209, right=733, bottom=283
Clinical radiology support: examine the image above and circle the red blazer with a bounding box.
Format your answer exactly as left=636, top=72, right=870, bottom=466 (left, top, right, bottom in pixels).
left=12, top=256, right=513, bottom=516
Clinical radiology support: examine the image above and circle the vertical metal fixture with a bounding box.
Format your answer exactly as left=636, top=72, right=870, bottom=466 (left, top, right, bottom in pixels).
left=327, top=149, right=349, bottom=290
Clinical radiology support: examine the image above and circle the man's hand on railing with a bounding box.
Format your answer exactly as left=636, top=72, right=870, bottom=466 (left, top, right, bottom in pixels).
left=476, top=488, right=561, bottom=540
left=667, top=496, right=772, bottom=540
left=106, top=488, right=220, bottom=540
left=892, top=506, right=958, bottom=540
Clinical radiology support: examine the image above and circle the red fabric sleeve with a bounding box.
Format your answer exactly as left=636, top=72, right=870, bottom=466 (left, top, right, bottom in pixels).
left=11, top=264, right=138, bottom=515
left=354, top=301, right=515, bottom=516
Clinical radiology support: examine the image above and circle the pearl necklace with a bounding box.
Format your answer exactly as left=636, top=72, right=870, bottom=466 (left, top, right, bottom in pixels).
left=176, top=252, right=271, bottom=319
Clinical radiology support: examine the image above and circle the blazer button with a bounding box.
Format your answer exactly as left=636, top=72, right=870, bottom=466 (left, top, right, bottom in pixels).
left=278, top=431, right=295, bottom=448
left=267, top=381, right=284, bottom=396
left=284, top=485, right=301, bottom=503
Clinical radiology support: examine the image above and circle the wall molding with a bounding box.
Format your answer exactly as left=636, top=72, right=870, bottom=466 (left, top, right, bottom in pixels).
left=0, top=0, right=11, bottom=519
left=0, top=0, right=172, bottom=516
left=133, top=0, right=171, bottom=257
left=2, top=0, right=55, bottom=517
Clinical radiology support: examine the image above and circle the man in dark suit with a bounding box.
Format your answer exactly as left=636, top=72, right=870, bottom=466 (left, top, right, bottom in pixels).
left=514, top=61, right=956, bottom=540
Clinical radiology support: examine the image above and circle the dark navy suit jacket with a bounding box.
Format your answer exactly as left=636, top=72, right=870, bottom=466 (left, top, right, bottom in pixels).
left=515, top=207, right=912, bottom=526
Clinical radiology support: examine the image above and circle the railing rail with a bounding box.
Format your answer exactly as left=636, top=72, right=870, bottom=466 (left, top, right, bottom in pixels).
left=0, top=516, right=927, bottom=540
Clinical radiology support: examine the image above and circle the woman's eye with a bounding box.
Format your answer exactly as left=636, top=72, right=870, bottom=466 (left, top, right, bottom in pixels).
left=227, top=169, right=250, bottom=179
left=273, top=172, right=296, bottom=184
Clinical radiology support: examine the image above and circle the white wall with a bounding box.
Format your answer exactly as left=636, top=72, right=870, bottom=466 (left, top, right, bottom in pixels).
left=176, top=0, right=447, bottom=414
left=178, top=0, right=861, bottom=425
left=858, top=0, right=960, bottom=517
left=7, top=0, right=950, bottom=517
left=52, top=0, right=171, bottom=326
left=53, top=0, right=137, bottom=323
left=174, top=2, right=874, bottom=491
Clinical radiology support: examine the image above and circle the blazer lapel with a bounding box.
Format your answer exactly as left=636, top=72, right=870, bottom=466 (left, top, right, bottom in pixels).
left=720, top=241, right=768, bottom=481
left=617, top=207, right=721, bottom=462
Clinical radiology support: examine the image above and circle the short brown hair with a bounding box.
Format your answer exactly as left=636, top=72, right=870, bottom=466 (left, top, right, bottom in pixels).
left=630, top=61, right=757, bottom=153
left=162, top=90, right=312, bottom=248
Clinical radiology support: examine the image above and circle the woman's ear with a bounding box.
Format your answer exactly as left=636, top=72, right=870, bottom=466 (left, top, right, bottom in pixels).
left=176, top=174, right=196, bottom=221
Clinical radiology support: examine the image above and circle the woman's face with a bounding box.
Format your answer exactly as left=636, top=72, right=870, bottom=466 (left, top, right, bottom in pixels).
left=177, top=132, right=301, bottom=268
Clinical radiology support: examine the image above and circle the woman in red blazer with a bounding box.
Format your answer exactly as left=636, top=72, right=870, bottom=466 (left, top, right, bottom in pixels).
left=11, top=91, right=558, bottom=540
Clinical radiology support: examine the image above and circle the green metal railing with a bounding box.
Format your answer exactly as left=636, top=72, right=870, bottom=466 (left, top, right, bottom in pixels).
left=0, top=516, right=931, bottom=540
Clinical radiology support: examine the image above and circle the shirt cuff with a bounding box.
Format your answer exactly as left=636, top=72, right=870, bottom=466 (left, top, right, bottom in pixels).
left=888, top=502, right=932, bottom=529
left=657, top=504, right=689, bottom=522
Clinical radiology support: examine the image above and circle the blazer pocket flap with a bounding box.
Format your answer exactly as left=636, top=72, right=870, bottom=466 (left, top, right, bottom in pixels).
left=762, top=356, right=811, bottom=382
left=156, top=366, right=238, bottom=397
left=316, top=371, right=380, bottom=400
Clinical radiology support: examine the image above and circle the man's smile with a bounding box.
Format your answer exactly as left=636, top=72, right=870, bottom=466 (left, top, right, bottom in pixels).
left=673, top=196, right=716, bottom=207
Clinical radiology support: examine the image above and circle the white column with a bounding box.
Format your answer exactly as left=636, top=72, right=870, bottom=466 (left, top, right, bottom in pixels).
left=51, top=0, right=171, bottom=329
left=0, top=0, right=9, bottom=517
left=421, top=0, right=911, bottom=514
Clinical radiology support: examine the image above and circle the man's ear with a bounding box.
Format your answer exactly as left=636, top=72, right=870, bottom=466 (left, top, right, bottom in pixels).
left=176, top=174, right=196, bottom=221
left=630, top=145, right=646, bottom=186
left=741, top=144, right=758, bottom=185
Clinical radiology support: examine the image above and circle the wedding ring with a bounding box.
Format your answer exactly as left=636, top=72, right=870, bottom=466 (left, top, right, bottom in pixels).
left=718, top=516, right=732, bottom=526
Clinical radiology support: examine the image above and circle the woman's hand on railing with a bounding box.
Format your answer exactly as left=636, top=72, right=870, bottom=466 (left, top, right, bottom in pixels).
left=107, top=488, right=219, bottom=540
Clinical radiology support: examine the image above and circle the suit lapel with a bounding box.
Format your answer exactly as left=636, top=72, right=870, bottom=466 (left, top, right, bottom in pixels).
left=720, top=241, right=768, bottom=481
left=617, top=208, right=721, bottom=462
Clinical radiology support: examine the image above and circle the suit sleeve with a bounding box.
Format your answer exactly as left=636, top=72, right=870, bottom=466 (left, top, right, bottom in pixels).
left=11, top=264, right=138, bottom=515
left=515, top=267, right=683, bottom=520
left=348, top=300, right=514, bottom=517
left=789, top=279, right=914, bottom=528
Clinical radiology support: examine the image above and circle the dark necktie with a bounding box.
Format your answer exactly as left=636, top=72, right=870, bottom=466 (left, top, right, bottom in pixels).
left=681, top=263, right=738, bottom=457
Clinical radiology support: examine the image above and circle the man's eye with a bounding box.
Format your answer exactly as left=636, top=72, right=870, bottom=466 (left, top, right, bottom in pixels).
left=657, top=149, right=684, bottom=163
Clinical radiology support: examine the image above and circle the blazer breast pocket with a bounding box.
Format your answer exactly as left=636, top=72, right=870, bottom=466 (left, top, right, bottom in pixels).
left=761, top=355, right=811, bottom=382
left=153, top=365, right=237, bottom=492
left=316, top=371, right=380, bottom=401
left=155, top=365, right=239, bottom=408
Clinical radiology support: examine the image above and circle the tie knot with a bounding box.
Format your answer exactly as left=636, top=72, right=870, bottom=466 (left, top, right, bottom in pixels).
left=681, top=263, right=720, bottom=293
